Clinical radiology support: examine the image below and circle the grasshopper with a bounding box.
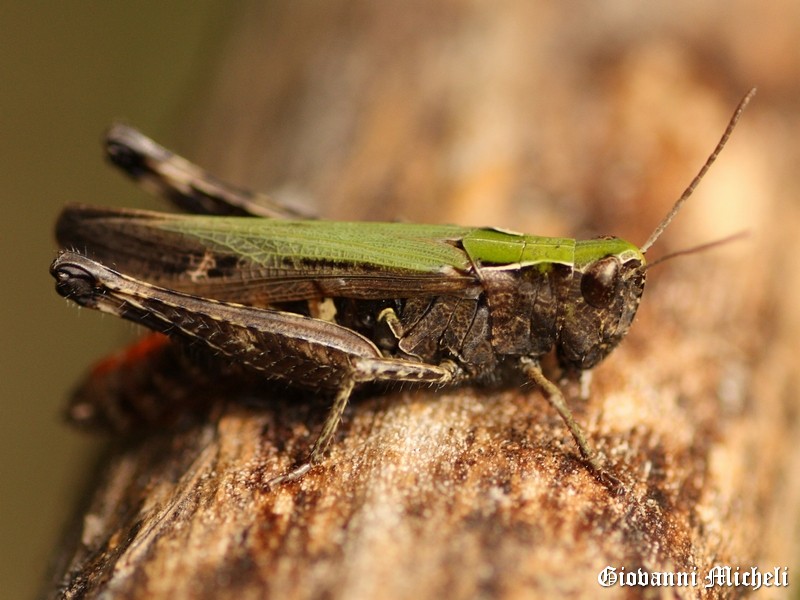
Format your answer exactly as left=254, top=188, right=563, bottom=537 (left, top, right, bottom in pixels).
left=51, top=90, right=754, bottom=488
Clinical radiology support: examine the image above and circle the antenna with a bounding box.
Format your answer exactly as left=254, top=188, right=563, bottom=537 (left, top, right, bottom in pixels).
left=640, top=88, right=756, bottom=254
left=643, top=231, right=748, bottom=271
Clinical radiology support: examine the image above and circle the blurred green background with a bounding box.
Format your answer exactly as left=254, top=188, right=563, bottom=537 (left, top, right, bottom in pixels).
left=1, top=4, right=232, bottom=597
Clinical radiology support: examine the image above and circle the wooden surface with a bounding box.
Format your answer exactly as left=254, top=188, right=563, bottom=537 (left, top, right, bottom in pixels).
left=49, top=2, right=800, bottom=598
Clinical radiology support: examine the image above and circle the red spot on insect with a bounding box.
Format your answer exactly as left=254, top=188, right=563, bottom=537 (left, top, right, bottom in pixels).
left=89, top=333, right=172, bottom=377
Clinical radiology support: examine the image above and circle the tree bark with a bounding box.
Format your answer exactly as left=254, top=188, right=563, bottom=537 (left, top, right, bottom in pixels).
left=49, top=2, right=800, bottom=599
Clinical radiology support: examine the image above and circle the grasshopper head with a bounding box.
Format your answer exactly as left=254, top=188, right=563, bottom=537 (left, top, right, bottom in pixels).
left=556, top=89, right=755, bottom=372
left=555, top=238, right=645, bottom=370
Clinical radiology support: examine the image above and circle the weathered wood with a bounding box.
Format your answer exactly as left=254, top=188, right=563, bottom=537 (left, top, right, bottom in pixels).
left=49, top=2, right=800, bottom=598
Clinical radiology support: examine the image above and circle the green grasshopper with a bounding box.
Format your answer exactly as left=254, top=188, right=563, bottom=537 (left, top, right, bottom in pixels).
left=51, top=90, right=754, bottom=488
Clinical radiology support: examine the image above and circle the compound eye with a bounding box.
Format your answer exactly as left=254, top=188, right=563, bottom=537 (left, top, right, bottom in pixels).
left=581, top=256, right=620, bottom=308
